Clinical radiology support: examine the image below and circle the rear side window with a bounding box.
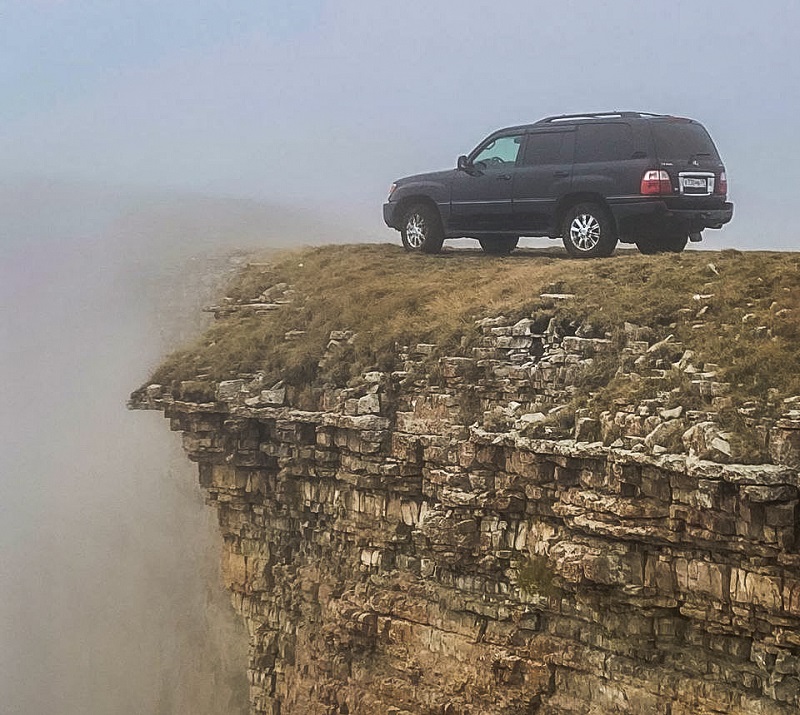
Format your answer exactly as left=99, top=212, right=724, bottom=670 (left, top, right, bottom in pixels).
left=521, top=132, right=568, bottom=165
left=574, top=123, right=635, bottom=163
left=651, top=121, right=720, bottom=162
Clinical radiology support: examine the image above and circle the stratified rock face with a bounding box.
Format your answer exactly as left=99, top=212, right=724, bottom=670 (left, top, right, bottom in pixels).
left=161, top=397, right=800, bottom=715
left=132, top=304, right=800, bottom=715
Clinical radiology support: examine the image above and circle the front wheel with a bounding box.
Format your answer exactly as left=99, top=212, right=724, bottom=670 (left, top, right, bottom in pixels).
left=479, top=236, right=518, bottom=255
left=400, top=203, right=444, bottom=254
left=561, top=203, right=617, bottom=258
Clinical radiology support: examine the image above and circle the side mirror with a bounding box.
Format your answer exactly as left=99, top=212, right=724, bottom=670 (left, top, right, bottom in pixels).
left=457, top=155, right=471, bottom=171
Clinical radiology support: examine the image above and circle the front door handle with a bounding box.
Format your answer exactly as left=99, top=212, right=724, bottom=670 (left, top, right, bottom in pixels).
left=496, top=174, right=512, bottom=181
left=553, top=171, right=569, bottom=178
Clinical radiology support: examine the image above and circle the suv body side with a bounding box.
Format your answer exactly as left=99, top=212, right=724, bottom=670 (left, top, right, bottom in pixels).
left=384, top=112, right=733, bottom=252
left=569, top=120, right=652, bottom=237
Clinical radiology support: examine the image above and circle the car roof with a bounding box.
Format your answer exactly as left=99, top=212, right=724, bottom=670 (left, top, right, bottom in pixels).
left=491, top=112, right=699, bottom=136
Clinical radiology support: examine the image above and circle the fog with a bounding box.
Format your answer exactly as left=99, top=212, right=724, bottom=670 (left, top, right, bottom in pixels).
left=0, top=180, right=365, bottom=713
left=2, top=2, right=799, bottom=713
left=3, top=1, right=800, bottom=248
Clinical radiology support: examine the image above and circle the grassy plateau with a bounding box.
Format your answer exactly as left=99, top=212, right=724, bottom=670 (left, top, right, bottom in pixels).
left=147, top=244, right=800, bottom=430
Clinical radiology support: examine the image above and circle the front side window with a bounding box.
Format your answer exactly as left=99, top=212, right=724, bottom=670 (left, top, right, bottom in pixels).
left=473, top=135, right=523, bottom=168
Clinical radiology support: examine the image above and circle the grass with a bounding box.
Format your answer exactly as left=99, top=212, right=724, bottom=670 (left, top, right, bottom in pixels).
left=142, top=244, right=800, bottom=427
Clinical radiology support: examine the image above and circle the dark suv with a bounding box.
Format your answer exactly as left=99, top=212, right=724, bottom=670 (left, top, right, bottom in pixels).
left=383, top=112, right=733, bottom=257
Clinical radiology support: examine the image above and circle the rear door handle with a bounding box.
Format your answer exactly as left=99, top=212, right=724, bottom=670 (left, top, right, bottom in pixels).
left=496, top=174, right=512, bottom=181
left=553, top=171, right=570, bottom=178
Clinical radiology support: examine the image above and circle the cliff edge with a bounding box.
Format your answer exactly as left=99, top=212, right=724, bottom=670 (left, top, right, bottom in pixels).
left=132, top=244, right=800, bottom=714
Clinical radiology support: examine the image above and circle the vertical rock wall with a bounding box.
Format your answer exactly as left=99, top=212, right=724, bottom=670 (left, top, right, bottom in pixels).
left=157, top=398, right=800, bottom=715
left=133, top=309, right=800, bottom=714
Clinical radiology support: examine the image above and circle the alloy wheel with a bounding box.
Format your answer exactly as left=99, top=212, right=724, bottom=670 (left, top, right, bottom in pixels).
left=569, top=214, right=601, bottom=252
left=405, top=213, right=426, bottom=249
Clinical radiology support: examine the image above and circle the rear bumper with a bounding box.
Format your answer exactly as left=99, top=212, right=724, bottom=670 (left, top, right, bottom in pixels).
left=665, top=202, right=734, bottom=229
left=610, top=199, right=734, bottom=238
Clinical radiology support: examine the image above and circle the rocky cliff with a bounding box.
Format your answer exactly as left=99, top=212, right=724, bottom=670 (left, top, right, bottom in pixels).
left=132, top=245, right=800, bottom=714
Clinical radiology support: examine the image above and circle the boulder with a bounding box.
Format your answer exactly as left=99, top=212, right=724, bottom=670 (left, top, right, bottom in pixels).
left=216, top=379, right=246, bottom=403
left=682, top=421, right=732, bottom=462
left=770, top=427, right=800, bottom=468
left=644, top=418, right=685, bottom=452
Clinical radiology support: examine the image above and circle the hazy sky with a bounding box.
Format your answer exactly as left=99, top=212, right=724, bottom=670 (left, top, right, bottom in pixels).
left=2, top=0, right=799, bottom=247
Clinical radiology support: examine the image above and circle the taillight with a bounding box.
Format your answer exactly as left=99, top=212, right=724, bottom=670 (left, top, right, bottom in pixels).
left=641, top=170, right=673, bottom=195
left=716, top=171, right=728, bottom=195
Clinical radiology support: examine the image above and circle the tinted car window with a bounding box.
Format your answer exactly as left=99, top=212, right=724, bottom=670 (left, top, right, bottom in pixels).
left=521, top=132, right=567, bottom=165
left=651, top=121, right=720, bottom=161
left=473, top=135, right=523, bottom=167
left=575, top=123, right=635, bottom=163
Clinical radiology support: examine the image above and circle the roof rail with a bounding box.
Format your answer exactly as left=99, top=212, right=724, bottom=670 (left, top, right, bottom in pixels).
left=535, top=111, right=663, bottom=124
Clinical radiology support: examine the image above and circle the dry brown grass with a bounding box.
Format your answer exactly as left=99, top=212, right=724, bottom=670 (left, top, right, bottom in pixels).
left=147, top=244, right=800, bottom=417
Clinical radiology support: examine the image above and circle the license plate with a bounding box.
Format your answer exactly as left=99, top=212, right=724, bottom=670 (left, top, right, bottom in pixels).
left=683, top=177, right=707, bottom=189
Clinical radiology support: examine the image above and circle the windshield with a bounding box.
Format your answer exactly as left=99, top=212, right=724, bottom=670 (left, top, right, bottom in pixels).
left=651, top=120, right=720, bottom=162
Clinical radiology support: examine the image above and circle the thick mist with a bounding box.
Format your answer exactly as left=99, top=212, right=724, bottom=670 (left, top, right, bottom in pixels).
left=0, top=181, right=358, bottom=713
left=3, top=2, right=800, bottom=249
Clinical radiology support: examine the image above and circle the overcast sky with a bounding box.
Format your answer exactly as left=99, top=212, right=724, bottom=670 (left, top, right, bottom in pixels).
left=2, top=0, right=799, bottom=247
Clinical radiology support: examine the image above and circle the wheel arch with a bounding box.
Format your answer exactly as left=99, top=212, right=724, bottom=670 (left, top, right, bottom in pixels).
left=394, top=195, right=442, bottom=226
left=554, top=193, right=617, bottom=236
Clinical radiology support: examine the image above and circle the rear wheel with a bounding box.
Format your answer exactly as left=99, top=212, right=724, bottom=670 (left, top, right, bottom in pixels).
left=561, top=203, right=617, bottom=258
left=479, top=236, right=518, bottom=255
left=636, top=232, right=688, bottom=254
left=400, top=203, right=444, bottom=254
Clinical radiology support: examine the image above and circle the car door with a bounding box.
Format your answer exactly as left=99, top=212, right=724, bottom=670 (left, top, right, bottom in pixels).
left=449, top=133, right=524, bottom=233
left=512, top=129, right=575, bottom=234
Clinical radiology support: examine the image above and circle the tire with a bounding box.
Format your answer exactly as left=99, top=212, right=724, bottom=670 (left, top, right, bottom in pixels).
left=400, top=203, right=444, bottom=254
left=561, top=203, right=617, bottom=258
left=636, top=232, right=688, bottom=255
left=479, top=236, right=519, bottom=255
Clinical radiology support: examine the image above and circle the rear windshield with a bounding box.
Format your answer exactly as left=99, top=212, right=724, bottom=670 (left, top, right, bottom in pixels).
left=651, top=120, right=720, bottom=162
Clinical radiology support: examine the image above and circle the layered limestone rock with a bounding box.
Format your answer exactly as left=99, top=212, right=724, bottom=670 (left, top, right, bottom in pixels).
left=133, top=307, right=800, bottom=714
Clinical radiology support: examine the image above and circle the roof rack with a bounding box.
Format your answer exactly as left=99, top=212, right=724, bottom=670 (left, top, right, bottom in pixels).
left=535, top=111, right=663, bottom=124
